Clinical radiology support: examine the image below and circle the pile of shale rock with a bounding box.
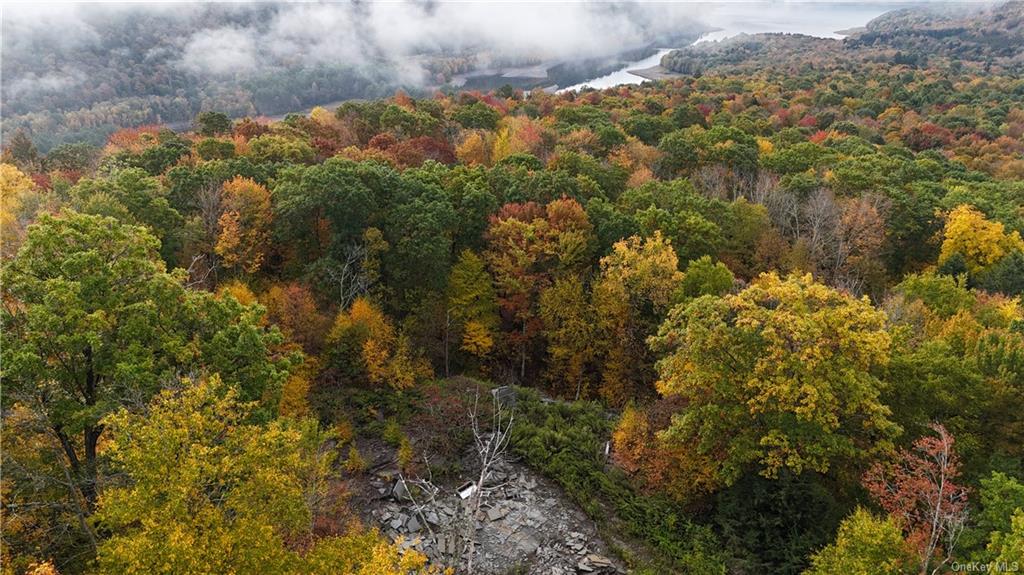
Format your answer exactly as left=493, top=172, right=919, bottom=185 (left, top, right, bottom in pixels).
left=363, top=459, right=625, bottom=574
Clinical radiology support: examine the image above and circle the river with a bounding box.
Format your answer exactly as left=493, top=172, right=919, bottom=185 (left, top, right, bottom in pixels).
left=559, top=2, right=906, bottom=92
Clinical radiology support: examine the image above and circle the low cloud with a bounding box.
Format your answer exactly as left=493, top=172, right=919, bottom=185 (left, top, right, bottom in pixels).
left=179, top=27, right=259, bottom=76
left=6, top=68, right=85, bottom=99
left=166, top=2, right=706, bottom=80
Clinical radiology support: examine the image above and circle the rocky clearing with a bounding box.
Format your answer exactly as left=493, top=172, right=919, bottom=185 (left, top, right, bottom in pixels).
left=348, top=448, right=626, bottom=574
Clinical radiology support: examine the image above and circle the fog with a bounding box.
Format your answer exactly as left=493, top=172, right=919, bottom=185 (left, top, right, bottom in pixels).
left=2, top=1, right=709, bottom=88
left=0, top=0, right=955, bottom=136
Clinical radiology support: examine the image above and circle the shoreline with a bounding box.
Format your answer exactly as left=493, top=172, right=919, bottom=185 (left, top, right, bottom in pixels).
left=625, top=23, right=867, bottom=83
left=627, top=65, right=680, bottom=82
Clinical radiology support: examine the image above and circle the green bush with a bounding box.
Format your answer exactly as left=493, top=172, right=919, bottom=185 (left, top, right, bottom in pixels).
left=510, top=388, right=727, bottom=573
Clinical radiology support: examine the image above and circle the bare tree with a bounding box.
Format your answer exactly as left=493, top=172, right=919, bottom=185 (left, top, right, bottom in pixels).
left=398, top=468, right=440, bottom=541
left=185, top=183, right=224, bottom=288
left=443, top=307, right=454, bottom=378
left=764, top=186, right=802, bottom=239
left=324, top=241, right=371, bottom=309
left=747, top=170, right=780, bottom=207
left=184, top=254, right=215, bottom=290
left=863, top=423, right=969, bottom=575
left=461, top=387, right=516, bottom=575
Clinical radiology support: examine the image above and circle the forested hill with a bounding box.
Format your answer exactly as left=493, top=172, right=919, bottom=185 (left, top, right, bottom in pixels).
left=3, top=3, right=1024, bottom=575
left=0, top=3, right=704, bottom=152
left=662, top=1, right=1024, bottom=74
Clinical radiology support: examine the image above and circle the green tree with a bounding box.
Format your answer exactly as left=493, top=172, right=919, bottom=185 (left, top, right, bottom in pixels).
left=196, top=111, right=233, bottom=136
left=3, top=129, right=40, bottom=169
left=988, top=512, right=1024, bottom=568
left=963, top=472, right=1024, bottom=563
left=1, top=211, right=294, bottom=511
left=272, top=158, right=382, bottom=272
left=69, top=168, right=184, bottom=262
left=45, top=142, right=100, bottom=172
left=696, top=126, right=759, bottom=174
left=977, top=250, right=1024, bottom=296
left=453, top=102, right=501, bottom=130
left=679, top=255, right=734, bottom=300
left=656, top=129, right=699, bottom=178
left=382, top=176, right=456, bottom=313
left=196, top=138, right=236, bottom=161
left=248, top=134, right=316, bottom=164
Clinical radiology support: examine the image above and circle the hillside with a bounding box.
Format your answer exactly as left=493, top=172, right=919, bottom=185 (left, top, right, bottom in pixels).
left=0, top=3, right=705, bottom=152
left=661, top=1, right=1024, bottom=75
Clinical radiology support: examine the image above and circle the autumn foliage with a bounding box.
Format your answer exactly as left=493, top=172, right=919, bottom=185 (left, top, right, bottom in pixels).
left=863, top=424, right=970, bottom=575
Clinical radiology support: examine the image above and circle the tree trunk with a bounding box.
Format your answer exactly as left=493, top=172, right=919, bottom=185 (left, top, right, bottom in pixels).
left=60, top=455, right=97, bottom=549
left=444, top=309, right=451, bottom=378
left=519, top=320, right=527, bottom=380
left=81, top=424, right=103, bottom=508
left=79, top=346, right=101, bottom=509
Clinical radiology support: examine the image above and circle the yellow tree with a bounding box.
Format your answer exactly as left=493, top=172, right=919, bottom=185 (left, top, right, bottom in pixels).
left=804, top=508, right=915, bottom=575
left=279, top=359, right=320, bottom=419
left=491, top=116, right=549, bottom=163
left=446, top=250, right=500, bottom=372
left=0, top=163, right=39, bottom=259
left=261, top=282, right=331, bottom=353
left=455, top=131, right=492, bottom=166
left=216, top=176, right=272, bottom=274
left=484, top=199, right=593, bottom=379
left=598, top=231, right=682, bottom=310
left=939, top=204, right=1024, bottom=274
left=592, top=232, right=683, bottom=405
left=93, top=377, right=436, bottom=575
left=217, top=278, right=259, bottom=306
left=539, top=275, right=596, bottom=399
left=327, top=298, right=431, bottom=390
left=650, top=273, right=899, bottom=496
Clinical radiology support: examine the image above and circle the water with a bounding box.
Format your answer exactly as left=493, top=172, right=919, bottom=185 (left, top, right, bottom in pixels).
left=560, top=49, right=675, bottom=93
left=559, top=2, right=902, bottom=92
left=694, top=2, right=904, bottom=42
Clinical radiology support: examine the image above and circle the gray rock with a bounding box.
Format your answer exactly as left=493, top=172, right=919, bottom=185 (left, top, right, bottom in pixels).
left=487, top=505, right=509, bottom=521
left=392, top=479, right=412, bottom=501
left=406, top=516, right=421, bottom=532
left=515, top=533, right=540, bottom=555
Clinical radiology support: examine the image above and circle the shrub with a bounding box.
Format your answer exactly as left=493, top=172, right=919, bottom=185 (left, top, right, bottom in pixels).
left=344, top=444, right=368, bottom=474
left=510, top=388, right=727, bottom=573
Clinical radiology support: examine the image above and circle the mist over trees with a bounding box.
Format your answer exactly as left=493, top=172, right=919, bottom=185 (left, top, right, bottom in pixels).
left=1, top=2, right=706, bottom=152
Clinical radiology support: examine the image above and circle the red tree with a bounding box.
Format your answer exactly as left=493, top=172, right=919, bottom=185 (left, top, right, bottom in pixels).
left=862, top=423, right=969, bottom=575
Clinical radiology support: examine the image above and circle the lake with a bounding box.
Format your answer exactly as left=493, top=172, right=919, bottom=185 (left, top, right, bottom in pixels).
left=559, top=2, right=906, bottom=92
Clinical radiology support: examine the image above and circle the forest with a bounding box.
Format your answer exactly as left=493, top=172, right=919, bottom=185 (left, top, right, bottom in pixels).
left=2, top=2, right=1024, bottom=574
